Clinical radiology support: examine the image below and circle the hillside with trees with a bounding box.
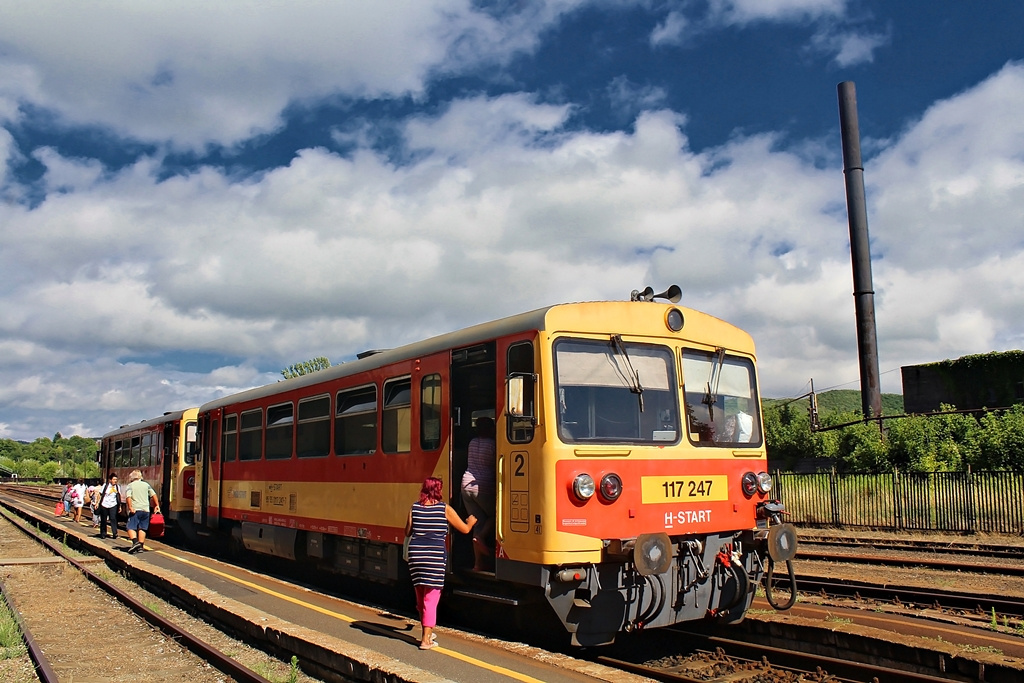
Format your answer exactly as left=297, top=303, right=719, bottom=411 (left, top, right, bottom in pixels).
left=764, top=389, right=1024, bottom=473
left=0, top=433, right=100, bottom=481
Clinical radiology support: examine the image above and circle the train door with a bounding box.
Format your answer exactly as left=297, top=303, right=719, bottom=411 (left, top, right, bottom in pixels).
left=449, top=342, right=496, bottom=569
left=161, top=421, right=175, bottom=510
left=197, top=409, right=221, bottom=528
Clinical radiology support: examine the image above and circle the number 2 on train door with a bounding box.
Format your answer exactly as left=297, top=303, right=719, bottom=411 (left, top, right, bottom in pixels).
left=509, top=451, right=529, bottom=533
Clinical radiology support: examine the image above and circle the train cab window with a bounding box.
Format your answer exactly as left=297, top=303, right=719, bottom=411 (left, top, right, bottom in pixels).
left=185, top=421, right=198, bottom=465
left=222, top=414, right=238, bottom=462
left=335, top=386, right=377, bottom=456
left=297, top=395, right=330, bottom=458
left=266, top=402, right=294, bottom=459
left=382, top=377, right=412, bottom=454
left=682, top=349, right=762, bottom=447
left=507, top=341, right=536, bottom=444
left=420, top=374, right=442, bottom=451
left=130, top=436, right=142, bottom=467
left=554, top=339, right=679, bottom=444
left=239, top=409, right=263, bottom=460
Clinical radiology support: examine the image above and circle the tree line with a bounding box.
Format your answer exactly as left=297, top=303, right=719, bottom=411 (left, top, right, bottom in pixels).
left=765, top=391, right=1024, bottom=472
left=0, top=433, right=101, bottom=481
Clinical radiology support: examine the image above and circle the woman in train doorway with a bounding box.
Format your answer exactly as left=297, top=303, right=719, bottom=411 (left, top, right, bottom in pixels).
left=405, top=476, right=475, bottom=650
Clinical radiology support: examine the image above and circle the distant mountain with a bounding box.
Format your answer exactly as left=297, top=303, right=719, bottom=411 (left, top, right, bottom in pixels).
left=763, top=389, right=904, bottom=415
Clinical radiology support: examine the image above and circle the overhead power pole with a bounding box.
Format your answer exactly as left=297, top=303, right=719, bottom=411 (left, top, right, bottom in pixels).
left=837, top=81, right=883, bottom=420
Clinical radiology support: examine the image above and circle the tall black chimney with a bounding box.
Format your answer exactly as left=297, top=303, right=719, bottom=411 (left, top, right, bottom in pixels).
left=837, top=81, right=883, bottom=419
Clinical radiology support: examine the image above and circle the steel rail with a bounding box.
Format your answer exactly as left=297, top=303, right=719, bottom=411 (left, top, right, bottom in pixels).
left=0, top=497, right=274, bottom=683
left=0, top=577, right=59, bottom=683
left=796, top=574, right=1024, bottom=616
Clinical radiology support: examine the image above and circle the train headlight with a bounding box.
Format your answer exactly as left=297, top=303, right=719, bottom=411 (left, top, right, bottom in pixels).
left=573, top=474, right=596, bottom=501
left=757, top=471, right=773, bottom=494
left=599, top=473, right=623, bottom=501
left=741, top=472, right=758, bottom=497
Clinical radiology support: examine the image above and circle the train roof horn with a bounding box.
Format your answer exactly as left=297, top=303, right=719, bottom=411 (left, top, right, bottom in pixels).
left=630, top=285, right=681, bottom=303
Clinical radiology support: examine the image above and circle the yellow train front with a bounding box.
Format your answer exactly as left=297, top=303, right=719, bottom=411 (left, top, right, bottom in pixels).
left=191, top=295, right=796, bottom=646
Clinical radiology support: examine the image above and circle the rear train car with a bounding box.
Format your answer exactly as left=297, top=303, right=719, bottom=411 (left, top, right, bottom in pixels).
left=99, top=409, right=199, bottom=529
left=192, top=296, right=795, bottom=645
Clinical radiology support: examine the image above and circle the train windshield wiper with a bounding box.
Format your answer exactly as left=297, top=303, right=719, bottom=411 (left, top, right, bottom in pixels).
left=702, top=347, right=726, bottom=421
left=611, top=335, right=644, bottom=413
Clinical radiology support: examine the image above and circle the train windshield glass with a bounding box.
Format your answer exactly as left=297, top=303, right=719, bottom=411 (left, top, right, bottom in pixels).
left=682, top=349, right=761, bottom=447
left=554, top=339, right=679, bottom=444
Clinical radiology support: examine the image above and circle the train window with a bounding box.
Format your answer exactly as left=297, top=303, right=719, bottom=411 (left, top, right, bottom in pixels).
left=266, top=402, right=294, bottom=459
left=239, top=409, right=263, bottom=460
left=335, top=386, right=377, bottom=456
left=130, top=436, right=142, bottom=467
left=297, top=395, right=330, bottom=458
left=420, top=374, right=442, bottom=451
left=114, top=440, right=124, bottom=468
left=554, top=339, right=678, bottom=444
left=141, top=433, right=153, bottom=468
left=507, top=342, right=535, bottom=444
left=222, top=414, right=237, bottom=462
left=185, top=422, right=198, bottom=465
left=682, top=349, right=761, bottom=447
left=383, top=377, right=412, bottom=454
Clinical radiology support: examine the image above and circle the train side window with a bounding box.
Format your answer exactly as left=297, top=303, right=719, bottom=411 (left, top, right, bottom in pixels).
left=222, top=414, right=238, bottom=462
left=420, top=374, right=442, bottom=451
left=114, top=440, right=124, bottom=468
left=141, top=433, right=153, bottom=468
left=131, top=436, right=142, bottom=467
left=297, top=395, right=330, bottom=457
left=383, top=377, right=411, bottom=454
left=507, top=341, right=535, bottom=444
left=239, top=409, right=263, bottom=460
left=266, top=402, right=294, bottom=459
left=185, top=421, right=198, bottom=465
left=336, top=385, right=377, bottom=456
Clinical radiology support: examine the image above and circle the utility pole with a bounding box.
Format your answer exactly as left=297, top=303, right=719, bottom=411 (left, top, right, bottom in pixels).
left=838, top=81, right=883, bottom=421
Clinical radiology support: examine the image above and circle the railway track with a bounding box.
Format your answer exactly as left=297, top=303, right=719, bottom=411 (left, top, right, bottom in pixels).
left=799, top=534, right=1024, bottom=561
left=0, top=500, right=311, bottom=683
left=598, top=633, right=956, bottom=683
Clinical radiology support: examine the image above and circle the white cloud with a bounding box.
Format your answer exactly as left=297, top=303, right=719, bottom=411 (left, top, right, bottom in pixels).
left=0, top=1, right=588, bottom=150
left=707, top=0, right=848, bottom=25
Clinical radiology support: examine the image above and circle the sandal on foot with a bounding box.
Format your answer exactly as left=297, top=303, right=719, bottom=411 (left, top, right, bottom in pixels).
left=419, top=641, right=436, bottom=650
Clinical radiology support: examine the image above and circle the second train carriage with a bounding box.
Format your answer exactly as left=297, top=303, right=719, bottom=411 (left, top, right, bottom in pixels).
left=192, top=295, right=796, bottom=645
left=98, top=408, right=199, bottom=528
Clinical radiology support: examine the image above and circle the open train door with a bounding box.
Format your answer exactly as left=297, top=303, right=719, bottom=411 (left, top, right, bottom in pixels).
left=196, top=408, right=222, bottom=530
left=449, top=341, right=496, bottom=568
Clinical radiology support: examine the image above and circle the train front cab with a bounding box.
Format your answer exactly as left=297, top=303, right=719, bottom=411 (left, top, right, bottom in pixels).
left=488, top=304, right=796, bottom=646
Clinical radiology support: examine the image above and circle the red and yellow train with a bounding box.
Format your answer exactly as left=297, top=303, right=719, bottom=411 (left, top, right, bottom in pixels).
left=98, top=408, right=198, bottom=527
left=101, top=291, right=796, bottom=645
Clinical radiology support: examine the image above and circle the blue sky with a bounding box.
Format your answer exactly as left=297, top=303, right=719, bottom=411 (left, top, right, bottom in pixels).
left=2, top=1, right=1023, bottom=440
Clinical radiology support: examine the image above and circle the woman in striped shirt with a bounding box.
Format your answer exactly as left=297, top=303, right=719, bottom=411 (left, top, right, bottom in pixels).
left=404, top=476, right=476, bottom=650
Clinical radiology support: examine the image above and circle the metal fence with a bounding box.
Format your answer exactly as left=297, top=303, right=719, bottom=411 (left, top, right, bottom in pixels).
left=774, top=469, right=1024, bottom=534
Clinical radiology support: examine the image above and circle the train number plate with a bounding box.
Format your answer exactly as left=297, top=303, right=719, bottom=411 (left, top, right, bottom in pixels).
left=641, top=475, right=728, bottom=503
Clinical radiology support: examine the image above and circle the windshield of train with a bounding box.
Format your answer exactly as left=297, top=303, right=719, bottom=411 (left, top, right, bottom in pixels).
left=554, top=339, right=679, bottom=444
left=682, top=349, right=761, bottom=446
